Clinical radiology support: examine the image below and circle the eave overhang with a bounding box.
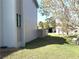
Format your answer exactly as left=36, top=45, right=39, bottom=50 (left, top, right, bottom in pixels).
left=33, top=0, right=39, bottom=8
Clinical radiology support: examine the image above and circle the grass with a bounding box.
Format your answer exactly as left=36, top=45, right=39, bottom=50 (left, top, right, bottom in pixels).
left=3, top=33, right=79, bottom=59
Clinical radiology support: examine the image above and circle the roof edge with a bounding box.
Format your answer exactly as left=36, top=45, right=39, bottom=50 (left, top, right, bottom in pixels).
left=33, top=0, right=39, bottom=8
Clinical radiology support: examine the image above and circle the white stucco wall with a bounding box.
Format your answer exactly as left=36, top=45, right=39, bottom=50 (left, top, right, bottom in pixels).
left=2, top=0, right=18, bottom=47
left=23, top=0, right=37, bottom=43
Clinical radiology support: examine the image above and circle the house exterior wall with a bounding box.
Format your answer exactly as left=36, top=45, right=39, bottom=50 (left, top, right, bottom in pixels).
left=2, top=0, right=18, bottom=47
left=0, top=0, right=2, bottom=47
left=56, top=26, right=63, bottom=34
left=0, top=0, right=38, bottom=47
left=16, top=0, right=21, bottom=14
left=23, top=0, right=37, bottom=43
left=55, top=18, right=63, bottom=34
left=16, top=0, right=24, bottom=47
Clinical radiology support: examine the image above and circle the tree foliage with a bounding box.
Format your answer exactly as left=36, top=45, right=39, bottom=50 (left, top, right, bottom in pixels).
left=39, top=21, right=44, bottom=29
left=38, top=18, right=56, bottom=29
left=39, top=0, right=79, bottom=34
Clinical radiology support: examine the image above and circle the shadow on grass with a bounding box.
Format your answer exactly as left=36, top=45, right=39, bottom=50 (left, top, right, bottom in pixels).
left=0, top=35, right=69, bottom=59
left=25, top=35, right=69, bottom=49
left=68, top=35, right=77, bottom=38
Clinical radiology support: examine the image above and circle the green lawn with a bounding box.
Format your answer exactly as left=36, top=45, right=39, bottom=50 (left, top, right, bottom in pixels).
left=3, top=33, right=79, bottom=59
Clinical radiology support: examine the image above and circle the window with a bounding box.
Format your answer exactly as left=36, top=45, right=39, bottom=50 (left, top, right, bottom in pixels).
left=16, top=14, right=21, bottom=27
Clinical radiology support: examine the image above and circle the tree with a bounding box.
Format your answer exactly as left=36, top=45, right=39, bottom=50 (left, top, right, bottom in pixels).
left=39, top=21, right=44, bottom=29
left=45, top=17, right=56, bottom=28
left=43, top=21, right=49, bottom=29
left=39, top=0, right=79, bottom=34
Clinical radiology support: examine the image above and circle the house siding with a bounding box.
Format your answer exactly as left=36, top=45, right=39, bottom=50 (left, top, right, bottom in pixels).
left=2, top=0, right=18, bottom=47
left=0, top=0, right=38, bottom=48
left=0, top=0, right=2, bottom=47
left=23, top=0, right=37, bottom=43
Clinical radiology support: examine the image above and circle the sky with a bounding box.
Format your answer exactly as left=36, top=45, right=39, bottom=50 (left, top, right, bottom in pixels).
left=37, top=0, right=46, bottom=23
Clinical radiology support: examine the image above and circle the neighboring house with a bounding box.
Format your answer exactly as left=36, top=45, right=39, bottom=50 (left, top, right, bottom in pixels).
left=55, top=18, right=79, bottom=35
left=0, top=0, right=39, bottom=48
left=55, top=18, right=63, bottom=34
